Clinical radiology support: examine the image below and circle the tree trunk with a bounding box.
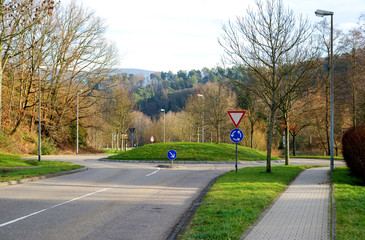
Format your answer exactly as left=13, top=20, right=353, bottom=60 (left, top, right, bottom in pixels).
left=292, top=133, right=297, bottom=156
left=266, top=106, right=275, bottom=173
left=325, top=84, right=330, bottom=155
left=285, top=124, right=290, bottom=165
left=352, top=73, right=357, bottom=127
left=250, top=120, right=254, bottom=149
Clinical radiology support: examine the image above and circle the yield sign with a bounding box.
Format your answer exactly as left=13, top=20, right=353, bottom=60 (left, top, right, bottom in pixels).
left=227, top=111, right=246, bottom=128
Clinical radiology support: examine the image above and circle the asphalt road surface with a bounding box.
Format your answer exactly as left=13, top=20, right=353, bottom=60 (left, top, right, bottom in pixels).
left=0, top=155, right=345, bottom=240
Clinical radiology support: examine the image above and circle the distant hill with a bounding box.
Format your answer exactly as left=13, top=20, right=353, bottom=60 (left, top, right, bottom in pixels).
left=115, top=68, right=157, bottom=76
left=111, top=68, right=158, bottom=86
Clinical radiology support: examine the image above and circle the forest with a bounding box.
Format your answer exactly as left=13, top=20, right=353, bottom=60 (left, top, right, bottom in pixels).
left=0, top=0, right=365, bottom=158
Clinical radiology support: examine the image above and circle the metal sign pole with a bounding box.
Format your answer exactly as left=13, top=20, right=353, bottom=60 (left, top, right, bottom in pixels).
left=236, top=143, right=238, bottom=174
left=230, top=128, right=243, bottom=174
left=167, top=149, right=177, bottom=165
left=228, top=110, right=247, bottom=174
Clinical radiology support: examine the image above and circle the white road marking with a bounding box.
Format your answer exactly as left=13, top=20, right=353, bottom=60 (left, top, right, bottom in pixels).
left=0, top=167, right=161, bottom=228
left=0, top=187, right=112, bottom=228
left=145, top=167, right=160, bottom=177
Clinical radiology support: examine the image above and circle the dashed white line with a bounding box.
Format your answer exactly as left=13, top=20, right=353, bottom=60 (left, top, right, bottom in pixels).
left=0, top=187, right=112, bottom=228
left=145, top=167, right=160, bottom=177
left=0, top=167, right=161, bottom=228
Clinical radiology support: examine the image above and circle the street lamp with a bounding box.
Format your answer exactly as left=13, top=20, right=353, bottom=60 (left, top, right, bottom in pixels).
left=315, top=9, right=334, bottom=172
left=76, top=89, right=83, bottom=155
left=197, top=94, right=204, bottom=143
left=38, top=66, right=47, bottom=162
left=161, top=109, right=165, bottom=143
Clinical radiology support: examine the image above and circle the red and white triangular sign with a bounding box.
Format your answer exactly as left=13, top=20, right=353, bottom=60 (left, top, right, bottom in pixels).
left=227, top=111, right=246, bottom=128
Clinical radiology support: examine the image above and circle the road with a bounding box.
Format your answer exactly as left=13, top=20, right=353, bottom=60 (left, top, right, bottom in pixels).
left=0, top=155, right=237, bottom=240
left=0, top=155, right=345, bottom=240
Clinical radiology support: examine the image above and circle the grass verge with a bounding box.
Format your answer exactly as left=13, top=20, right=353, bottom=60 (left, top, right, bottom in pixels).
left=102, top=149, right=122, bottom=154
left=334, top=167, right=365, bottom=239
left=182, top=165, right=311, bottom=240
left=108, top=142, right=278, bottom=161
left=0, top=153, right=83, bottom=182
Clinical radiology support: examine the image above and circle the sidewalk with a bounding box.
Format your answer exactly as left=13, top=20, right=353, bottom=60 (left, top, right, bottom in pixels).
left=241, top=167, right=331, bottom=240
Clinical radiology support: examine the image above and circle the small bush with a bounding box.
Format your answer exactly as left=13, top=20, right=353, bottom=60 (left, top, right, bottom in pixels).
left=342, top=126, right=365, bottom=183
left=0, top=132, right=10, bottom=149
left=32, top=137, right=57, bottom=155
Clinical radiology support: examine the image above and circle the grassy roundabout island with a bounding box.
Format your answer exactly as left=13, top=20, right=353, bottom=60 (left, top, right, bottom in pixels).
left=107, top=142, right=279, bottom=162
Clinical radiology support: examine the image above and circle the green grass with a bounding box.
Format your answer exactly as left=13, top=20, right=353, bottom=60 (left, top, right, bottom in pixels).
left=0, top=153, right=83, bottom=182
left=182, top=165, right=310, bottom=240
left=102, top=149, right=122, bottom=154
left=0, top=153, right=28, bottom=167
left=279, top=155, right=344, bottom=160
left=334, top=167, right=365, bottom=240
left=108, top=142, right=278, bottom=161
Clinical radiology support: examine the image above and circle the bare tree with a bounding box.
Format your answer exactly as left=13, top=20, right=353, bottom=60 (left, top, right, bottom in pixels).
left=7, top=6, right=55, bottom=135
left=204, top=83, right=236, bottom=142
left=0, top=0, right=56, bottom=133
left=278, top=58, right=320, bottom=165
left=41, top=1, right=119, bottom=138
left=220, top=0, right=317, bottom=172
left=315, top=18, right=342, bottom=155
left=2, top=0, right=119, bottom=151
left=339, top=27, right=365, bottom=127
left=185, top=83, right=235, bottom=143
left=226, top=67, right=267, bottom=149
left=109, top=87, right=135, bottom=142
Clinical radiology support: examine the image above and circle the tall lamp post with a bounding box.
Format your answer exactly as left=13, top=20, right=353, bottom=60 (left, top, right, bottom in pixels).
left=76, top=89, right=82, bottom=155
left=197, top=94, right=204, bottom=143
left=315, top=9, right=334, bottom=172
left=161, top=109, right=165, bottom=143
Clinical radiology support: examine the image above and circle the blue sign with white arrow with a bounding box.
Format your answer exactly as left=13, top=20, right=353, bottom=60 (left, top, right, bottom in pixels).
left=167, top=149, right=177, bottom=160
left=230, top=128, right=244, bottom=143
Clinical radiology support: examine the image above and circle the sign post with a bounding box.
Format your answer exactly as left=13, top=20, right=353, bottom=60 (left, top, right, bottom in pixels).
left=230, top=129, right=244, bottom=173
left=228, top=110, right=246, bottom=173
left=167, top=149, right=177, bottom=165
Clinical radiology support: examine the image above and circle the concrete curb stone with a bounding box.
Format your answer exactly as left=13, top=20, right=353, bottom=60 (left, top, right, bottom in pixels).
left=99, top=159, right=285, bottom=165
left=0, top=167, right=88, bottom=187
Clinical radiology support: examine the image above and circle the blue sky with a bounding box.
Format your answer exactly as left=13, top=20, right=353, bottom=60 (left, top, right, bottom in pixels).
left=67, top=0, right=365, bottom=72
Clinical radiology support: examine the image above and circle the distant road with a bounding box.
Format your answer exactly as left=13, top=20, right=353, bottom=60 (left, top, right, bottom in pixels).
left=0, top=155, right=345, bottom=240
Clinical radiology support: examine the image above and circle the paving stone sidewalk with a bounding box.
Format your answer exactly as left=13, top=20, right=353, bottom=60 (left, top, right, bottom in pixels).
left=241, top=167, right=331, bottom=240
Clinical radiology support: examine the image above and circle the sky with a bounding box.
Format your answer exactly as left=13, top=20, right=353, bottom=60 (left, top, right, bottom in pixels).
left=64, top=0, right=365, bottom=72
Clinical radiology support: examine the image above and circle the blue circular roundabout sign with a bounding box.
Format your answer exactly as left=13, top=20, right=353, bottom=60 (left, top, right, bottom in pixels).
left=167, top=149, right=177, bottom=160
left=230, top=129, right=244, bottom=143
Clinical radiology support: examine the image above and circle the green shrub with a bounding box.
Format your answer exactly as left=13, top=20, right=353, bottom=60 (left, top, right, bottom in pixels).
left=0, top=132, right=10, bottom=149
left=68, top=125, right=87, bottom=147
left=32, top=137, right=57, bottom=155
left=342, top=126, right=365, bottom=183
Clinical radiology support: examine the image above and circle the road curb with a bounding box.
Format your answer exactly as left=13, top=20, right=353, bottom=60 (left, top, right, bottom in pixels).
left=0, top=167, right=88, bottom=187
left=167, top=174, right=222, bottom=240
left=99, top=159, right=285, bottom=165
left=329, top=171, right=336, bottom=240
